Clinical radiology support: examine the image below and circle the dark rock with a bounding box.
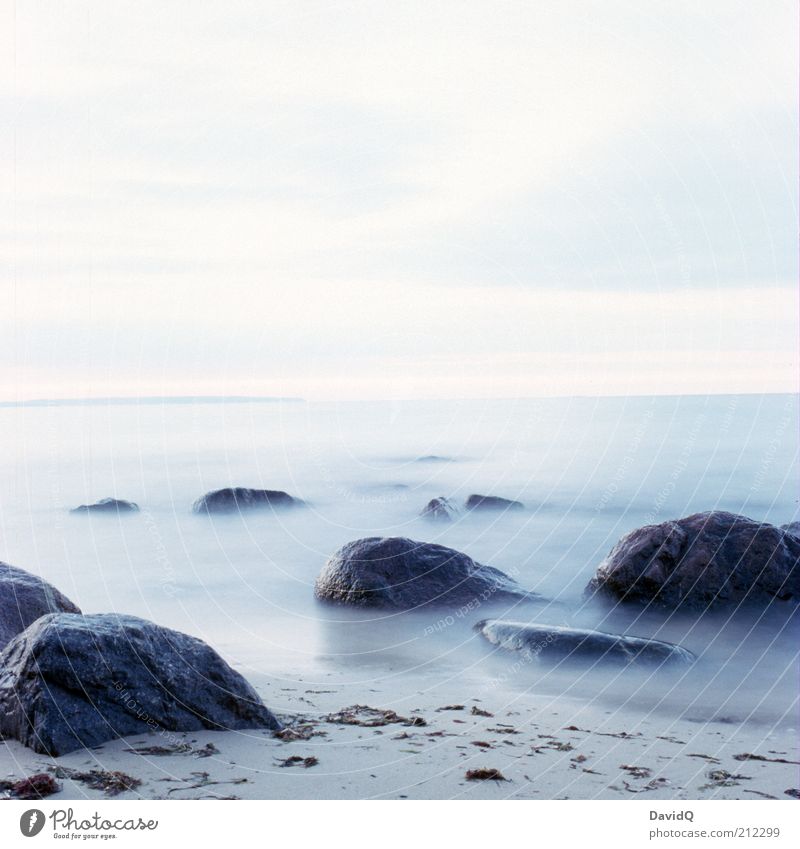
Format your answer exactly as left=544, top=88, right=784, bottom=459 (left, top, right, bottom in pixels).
left=70, top=498, right=139, bottom=514
left=315, top=536, right=536, bottom=609
left=0, top=613, right=281, bottom=756
left=0, top=562, right=81, bottom=651
left=420, top=497, right=459, bottom=523
left=475, top=619, right=695, bottom=667
left=586, top=511, right=800, bottom=610
left=781, top=521, right=800, bottom=538
left=465, top=494, right=524, bottom=512
left=192, top=487, right=303, bottom=514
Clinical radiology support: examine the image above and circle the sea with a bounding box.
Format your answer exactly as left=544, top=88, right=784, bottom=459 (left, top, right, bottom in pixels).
left=0, top=393, right=797, bottom=731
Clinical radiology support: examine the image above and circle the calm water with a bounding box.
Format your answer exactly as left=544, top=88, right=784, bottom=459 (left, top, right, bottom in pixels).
left=0, top=394, right=797, bottom=728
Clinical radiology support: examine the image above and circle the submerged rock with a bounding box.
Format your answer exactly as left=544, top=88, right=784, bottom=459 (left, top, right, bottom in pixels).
left=0, top=562, right=81, bottom=651
left=192, top=487, right=303, bottom=514
left=315, top=536, right=536, bottom=609
left=0, top=613, right=281, bottom=755
left=475, top=619, right=695, bottom=668
left=420, top=497, right=459, bottom=523
left=465, top=494, right=524, bottom=512
left=586, top=511, right=800, bottom=610
left=70, top=498, right=139, bottom=514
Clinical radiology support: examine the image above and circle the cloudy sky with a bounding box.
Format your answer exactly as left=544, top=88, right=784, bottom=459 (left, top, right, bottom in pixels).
left=1, top=1, right=797, bottom=400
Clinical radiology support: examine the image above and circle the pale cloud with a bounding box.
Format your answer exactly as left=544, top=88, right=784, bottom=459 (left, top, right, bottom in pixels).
left=1, top=1, right=796, bottom=399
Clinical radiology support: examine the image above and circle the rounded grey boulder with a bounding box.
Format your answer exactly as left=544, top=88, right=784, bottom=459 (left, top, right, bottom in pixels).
left=465, top=494, right=524, bottom=512
left=315, top=536, right=536, bottom=609
left=586, top=511, right=800, bottom=610
left=193, top=487, right=303, bottom=514
left=475, top=619, right=695, bottom=667
left=0, top=562, right=81, bottom=651
left=0, top=613, right=281, bottom=755
left=70, top=498, right=139, bottom=514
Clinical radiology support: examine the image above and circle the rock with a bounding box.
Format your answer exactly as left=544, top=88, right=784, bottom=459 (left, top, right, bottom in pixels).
left=0, top=562, right=81, bottom=651
left=0, top=613, right=281, bottom=756
left=781, top=521, right=800, bottom=538
left=586, top=511, right=800, bottom=610
left=475, top=619, right=695, bottom=667
left=70, top=498, right=139, bottom=514
left=315, top=536, right=536, bottom=609
left=420, top=497, right=459, bottom=523
left=465, top=494, right=524, bottom=512
left=192, top=487, right=303, bottom=514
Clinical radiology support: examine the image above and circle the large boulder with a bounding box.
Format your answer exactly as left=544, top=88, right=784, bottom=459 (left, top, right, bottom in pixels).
left=70, top=498, right=139, bottom=514
left=315, top=536, right=536, bottom=609
left=475, top=619, right=695, bottom=668
left=192, top=487, right=302, bottom=514
left=465, top=494, right=524, bottom=512
left=0, top=613, right=280, bottom=756
left=0, top=562, right=80, bottom=651
left=586, top=511, right=800, bottom=610
left=420, top=497, right=459, bottom=523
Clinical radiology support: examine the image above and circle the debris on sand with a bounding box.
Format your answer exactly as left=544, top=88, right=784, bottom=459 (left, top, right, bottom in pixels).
left=472, top=741, right=493, bottom=748
left=276, top=756, right=319, bottom=768
left=325, top=705, right=426, bottom=728
left=686, top=753, right=721, bottom=764
left=619, top=764, right=652, bottom=779
left=436, top=704, right=464, bottom=711
left=622, top=777, right=669, bottom=793
left=51, top=767, right=141, bottom=797
left=784, top=788, right=800, bottom=799
left=274, top=724, right=326, bottom=741
left=703, top=769, right=751, bottom=788
left=744, top=790, right=777, bottom=799
left=597, top=731, right=642, bottom=739
left=124, top=743, right=193, bottom=756
left=733, top=753, right=800, bottom=765
left=465, top=768, right=508, bottom=782
left=487, top=726, right=519, bottom=735
left=5, top=773, right=60, bottom=799
left=471, top=706, right=494, bottom=717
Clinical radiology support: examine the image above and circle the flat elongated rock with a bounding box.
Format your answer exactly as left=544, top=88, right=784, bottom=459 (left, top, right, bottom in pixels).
left=465, top=494, right=524, bottom=512
left=476, top=619, right=695, bottom=667
left=586, top=511, right=800, bottom=610
left=192, top=487, right=302, bottom=514
left=420, top=497, right=459, bottom=523
left=70, top=498, right=139, bottom=514
left=0, top=563, right=81, bottom=651
left=315, top=536, right=535, bottom=609
left=0, top=613, right=280, bottom=755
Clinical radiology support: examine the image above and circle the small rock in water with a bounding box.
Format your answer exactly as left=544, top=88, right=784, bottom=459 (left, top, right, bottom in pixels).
left=475, top=619, right=695, bottom=668
left=192, top=487, right=303, bottom=514
left=420, top=497, right=459, bottom=523
left=586, top=511, right=800, bottom=610
left=465, top=494, right=524, bottom=512
left=315, top=537, right=538, bottom=609
left=70, top=498, right=139, bottom=514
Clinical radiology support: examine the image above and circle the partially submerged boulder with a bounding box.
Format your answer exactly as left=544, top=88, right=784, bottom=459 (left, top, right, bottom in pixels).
left=315, top=536, right=536, bottom=609
left=475, top=619, right=695, bottom=668
left=192, top=487, right=302, bottom=515
left=420, top=497, right=459, bottom=523
left=0, top=613, right=280, bottom=755
left=70, top=498, right=139, bottom=514
left=0, top=562, right=80, bottom=651
left=586, top=511, right=800, bottom=610
left=465, top=494, right=524, bottom=512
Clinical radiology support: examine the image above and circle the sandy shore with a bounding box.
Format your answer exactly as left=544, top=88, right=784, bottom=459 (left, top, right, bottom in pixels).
left=1, top=672, right=797, bottom=801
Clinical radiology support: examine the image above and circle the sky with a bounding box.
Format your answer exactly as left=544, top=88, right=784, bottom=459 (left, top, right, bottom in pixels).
left=1, top=1, right=797, bottom=401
